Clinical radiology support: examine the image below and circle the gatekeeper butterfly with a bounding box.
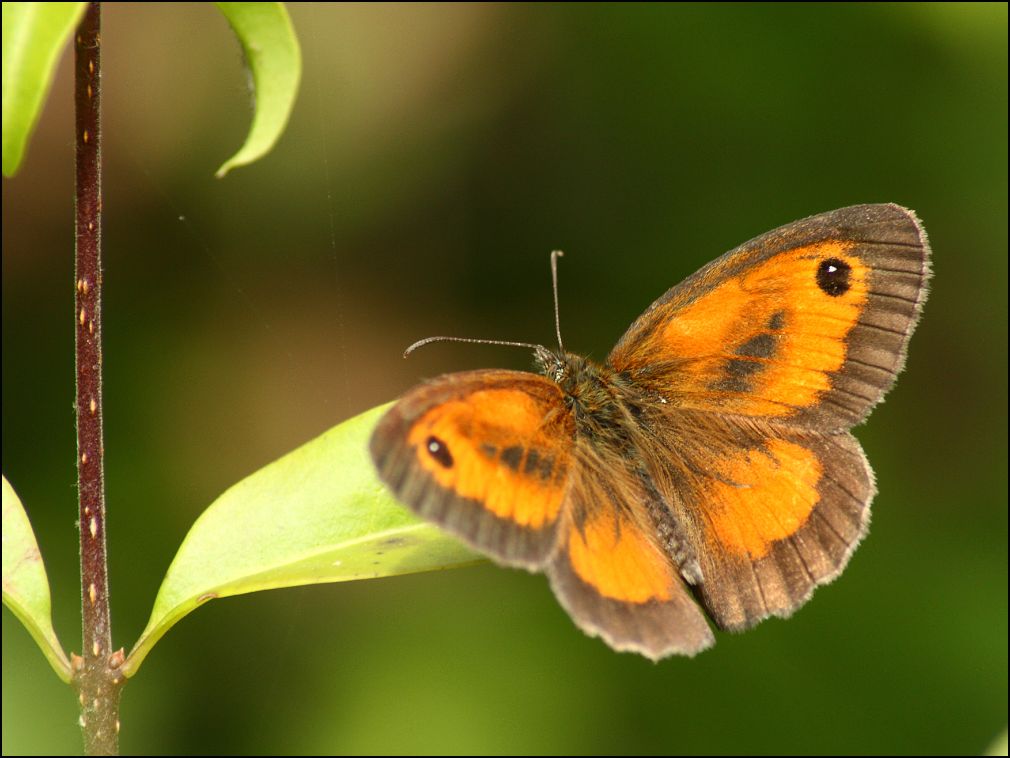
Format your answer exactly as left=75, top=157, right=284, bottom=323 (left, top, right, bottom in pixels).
left=370, top=204, right=930, bottom=659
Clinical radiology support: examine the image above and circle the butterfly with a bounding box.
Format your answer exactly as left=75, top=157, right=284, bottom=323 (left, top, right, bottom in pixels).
left=369, top=204, right=931, bottom=659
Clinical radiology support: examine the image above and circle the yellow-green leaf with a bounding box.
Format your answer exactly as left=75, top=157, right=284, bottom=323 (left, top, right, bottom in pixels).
left=214, top=2, right=301, bottom=177
left=125, top=403, right=479, bottom=677
left=2, top=475, right=71, bottom=682
left=2, top=2, right=87, bottom=176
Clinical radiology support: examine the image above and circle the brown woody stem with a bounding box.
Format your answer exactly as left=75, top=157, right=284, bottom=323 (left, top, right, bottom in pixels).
left=73, top=3, right=123, bottom=754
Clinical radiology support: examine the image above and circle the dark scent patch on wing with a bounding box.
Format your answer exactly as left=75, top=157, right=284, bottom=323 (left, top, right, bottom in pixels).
left=725, top=357, right=766, bottom=379
left=479, top=444, right=558, bottom=481
left=500, top=445, right=524, bottom=470
left=735, top=333, right=776, bottom=359
left=708, top=329, right=781, bottom=394
left=710, top=354, right=766, bottom=394
left=522, top=448, right=558, bottom=481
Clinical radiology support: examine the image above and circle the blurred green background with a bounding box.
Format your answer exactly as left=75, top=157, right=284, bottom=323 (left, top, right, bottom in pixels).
left=3, top=3, right=1006, bottom=754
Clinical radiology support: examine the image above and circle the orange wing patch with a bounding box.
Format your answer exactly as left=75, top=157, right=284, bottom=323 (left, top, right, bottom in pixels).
left=615, top=241, right=869, bottom=418
left=703, top=438, right=823, bottom=559
left=406, top=388, right=568, bottom=529
left=547, top=476, right=715, bottom=658
left=641, top=424, right=873, bottom=631
left=655, top=242, right=863, bottom=362
left=567, top=508, right=676, bottom=603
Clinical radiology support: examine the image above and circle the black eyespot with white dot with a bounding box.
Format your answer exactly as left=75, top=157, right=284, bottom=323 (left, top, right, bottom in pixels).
left=425, top=436, right=453, bottom=468
left=816, top=257, right=851, bottom=297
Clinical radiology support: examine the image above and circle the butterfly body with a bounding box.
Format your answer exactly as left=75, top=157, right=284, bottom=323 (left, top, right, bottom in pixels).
left=370, top=204, right=931, bottom=659
left=539, top=350, right=641, bottom=445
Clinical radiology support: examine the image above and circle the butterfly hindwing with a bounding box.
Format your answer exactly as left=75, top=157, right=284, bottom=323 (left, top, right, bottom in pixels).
left=370, top=370, right=574, bottom=568
left=637, top=409, right=874, bottom=631
left=546, top=451, right=714, bottom=659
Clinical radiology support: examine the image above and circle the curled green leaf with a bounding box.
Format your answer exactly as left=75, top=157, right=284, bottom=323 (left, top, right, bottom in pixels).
left=125, top=403, right=479, bottom=677
left=214, top=2, right=301, bottom=177
left=2, top=475, right=71, bottom=682
left=2, top=2, right=87, bottom=176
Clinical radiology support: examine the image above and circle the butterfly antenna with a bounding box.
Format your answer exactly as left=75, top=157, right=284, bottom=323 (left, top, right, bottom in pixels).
left=403, top=336, right=546, bottom=359
left=551, top=250, right=565, bottom=353
left=404, top=251, right=567, bottom=360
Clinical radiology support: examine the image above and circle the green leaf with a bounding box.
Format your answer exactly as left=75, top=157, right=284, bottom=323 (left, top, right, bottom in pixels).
left=214, top=2, right=301, bottom=177
left=2, top=475, right=72, bottom=682
left=125, top=403, right=479, bottom=677
left=1, top=2, right=87, bottom=177
left=986, top=727, right=1008, bottom=757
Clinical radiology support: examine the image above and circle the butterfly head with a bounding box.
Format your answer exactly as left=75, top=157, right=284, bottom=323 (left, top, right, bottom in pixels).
left=533, top=345, right=568, bottom=383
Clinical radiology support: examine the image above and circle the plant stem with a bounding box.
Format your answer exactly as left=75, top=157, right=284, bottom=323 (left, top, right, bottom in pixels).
left=73, top=3, right=123, bottom=755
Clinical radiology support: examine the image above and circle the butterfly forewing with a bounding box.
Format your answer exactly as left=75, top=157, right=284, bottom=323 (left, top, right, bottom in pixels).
left=608, top=204, right=931, bottom=431
left=370, top=370, right=574, bottom=568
